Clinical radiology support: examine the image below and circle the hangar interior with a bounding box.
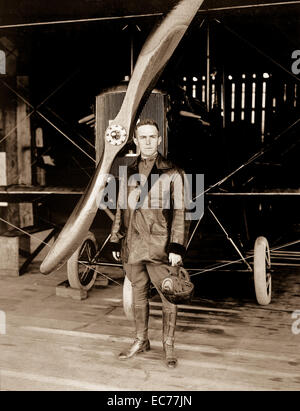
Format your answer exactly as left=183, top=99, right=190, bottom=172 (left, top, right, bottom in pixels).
left=0, top=0, right=299, bottom=391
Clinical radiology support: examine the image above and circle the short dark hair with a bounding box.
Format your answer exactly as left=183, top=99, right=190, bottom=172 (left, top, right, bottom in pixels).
left=134, top=119, right=159, bottom=136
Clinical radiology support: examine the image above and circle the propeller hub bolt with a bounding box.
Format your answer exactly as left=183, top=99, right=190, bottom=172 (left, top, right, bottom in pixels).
left=105, top=124, right=127, bottom=146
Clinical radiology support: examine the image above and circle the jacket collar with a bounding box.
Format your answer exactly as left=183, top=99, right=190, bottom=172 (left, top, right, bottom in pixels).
left=129, top=152, right=173, bottom=172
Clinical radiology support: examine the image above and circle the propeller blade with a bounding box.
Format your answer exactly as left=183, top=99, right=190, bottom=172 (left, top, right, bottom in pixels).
left=40, top=0, right=204, bottom=274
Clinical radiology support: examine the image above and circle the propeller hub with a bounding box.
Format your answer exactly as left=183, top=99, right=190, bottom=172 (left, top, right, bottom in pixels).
left=105, top=124, right=127, bottom=146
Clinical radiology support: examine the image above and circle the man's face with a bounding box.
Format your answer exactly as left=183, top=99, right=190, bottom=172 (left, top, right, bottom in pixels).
left=133, top=124, right=162, bottom=158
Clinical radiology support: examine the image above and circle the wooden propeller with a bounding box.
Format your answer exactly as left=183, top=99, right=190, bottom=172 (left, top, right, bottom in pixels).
left=40, top=0, right=204, bottom=274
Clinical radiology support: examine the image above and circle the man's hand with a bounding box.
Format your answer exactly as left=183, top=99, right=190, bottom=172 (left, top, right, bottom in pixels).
left=169, top=253, right=182, bottom=267
left=112, top=251, right=121, bottom=262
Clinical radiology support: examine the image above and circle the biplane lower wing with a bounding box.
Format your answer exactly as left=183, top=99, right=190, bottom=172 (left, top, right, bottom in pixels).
left=1, top=186, right=299, bottom=203
left=0, top=185, right=84, bottom=202
left=207, top=189, right=300, bottom=197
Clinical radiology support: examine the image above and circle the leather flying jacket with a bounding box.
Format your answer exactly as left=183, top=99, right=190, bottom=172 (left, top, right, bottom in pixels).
left=110, top=153, right=190, bottom=265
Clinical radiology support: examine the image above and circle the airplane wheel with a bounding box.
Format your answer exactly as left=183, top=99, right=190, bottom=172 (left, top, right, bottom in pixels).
left=123, top=275, right=134, bottom=321
left=67, top=231, right=98, bottom=291
left=253, top=236, right=272, bottom=305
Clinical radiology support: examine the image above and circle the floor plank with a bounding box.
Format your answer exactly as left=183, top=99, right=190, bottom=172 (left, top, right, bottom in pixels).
left=0, top=263, right=299, bottom=391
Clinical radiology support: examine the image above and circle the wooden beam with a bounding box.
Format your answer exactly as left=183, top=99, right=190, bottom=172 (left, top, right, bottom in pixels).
left=16, top=76, right=33, bottom=228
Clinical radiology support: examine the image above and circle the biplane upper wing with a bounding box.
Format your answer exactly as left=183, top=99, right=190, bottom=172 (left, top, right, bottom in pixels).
left=40, top=0, right=205, bottom=274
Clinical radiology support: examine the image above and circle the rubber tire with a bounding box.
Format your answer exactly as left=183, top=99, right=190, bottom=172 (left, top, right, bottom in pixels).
left=254, top=236, right=272, bottom=305
left=123, top=275, right=134, bottom=321
left=67, top=231, right=98, bottom=291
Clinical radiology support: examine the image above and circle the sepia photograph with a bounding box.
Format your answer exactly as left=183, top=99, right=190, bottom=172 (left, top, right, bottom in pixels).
left=0, top=0, right=299, bottom=394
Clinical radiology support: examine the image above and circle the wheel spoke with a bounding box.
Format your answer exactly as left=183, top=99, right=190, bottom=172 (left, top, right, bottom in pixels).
left=79, top=241, right=88, bottom=259
left=86, top=242, right=92, bottom=262
left=79, top=264, right=90, bottom=279
left=81, top=271, right=94, bottom=283
left=265, top=247, right=271, bottom=268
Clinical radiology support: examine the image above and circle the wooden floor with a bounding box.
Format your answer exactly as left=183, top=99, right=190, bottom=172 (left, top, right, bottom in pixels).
left=0, top=262, right=299, bottom=391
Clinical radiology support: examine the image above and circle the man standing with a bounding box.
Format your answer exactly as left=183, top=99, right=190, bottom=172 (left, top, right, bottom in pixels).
left=110, top=119, right=189, bottom=368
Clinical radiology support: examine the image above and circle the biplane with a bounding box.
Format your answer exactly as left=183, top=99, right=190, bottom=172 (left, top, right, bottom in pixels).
left=0, top=0, right=299, bottom=312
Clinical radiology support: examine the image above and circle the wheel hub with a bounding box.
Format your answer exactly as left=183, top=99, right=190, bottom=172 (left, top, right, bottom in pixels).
left=105, top=124, right=127, bottom=146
